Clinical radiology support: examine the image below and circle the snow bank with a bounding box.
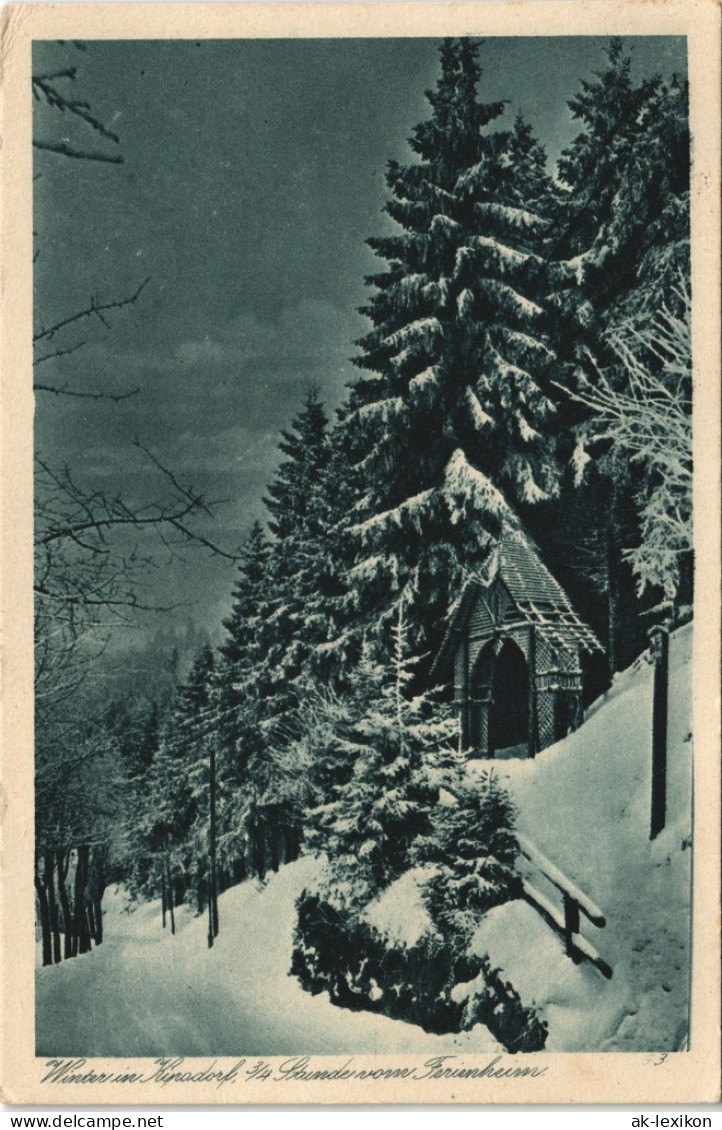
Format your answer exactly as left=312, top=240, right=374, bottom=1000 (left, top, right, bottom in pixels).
left=468, top=899, right=622, bottom=1052
left=363, top=867, right=436, bottom=948
left=468, top=625, right=693, bottom=1051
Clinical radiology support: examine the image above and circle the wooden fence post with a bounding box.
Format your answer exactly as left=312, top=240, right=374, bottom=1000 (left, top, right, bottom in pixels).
left=649, top=624, right=670, bottom=841
left=563, top=892, right=581, bottom=961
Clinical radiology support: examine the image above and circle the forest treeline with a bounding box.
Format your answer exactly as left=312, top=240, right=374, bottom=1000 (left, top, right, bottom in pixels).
left=34, top=39, right=691, bottom=963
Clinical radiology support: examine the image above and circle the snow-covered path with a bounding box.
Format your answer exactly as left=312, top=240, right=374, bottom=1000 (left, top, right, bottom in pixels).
left=36, top=856, right=499, bottom=1057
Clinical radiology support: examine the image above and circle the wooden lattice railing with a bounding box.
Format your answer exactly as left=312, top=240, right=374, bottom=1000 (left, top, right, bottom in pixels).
left=517, top=834, right=613, bottom=980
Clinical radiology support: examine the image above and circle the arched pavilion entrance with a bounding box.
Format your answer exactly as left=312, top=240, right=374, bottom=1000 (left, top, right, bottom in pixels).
left=469, top=637, right=530, bottom=759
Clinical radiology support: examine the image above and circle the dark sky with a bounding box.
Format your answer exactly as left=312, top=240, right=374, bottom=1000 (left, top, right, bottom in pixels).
left=33, top=36, right=687, bottom=651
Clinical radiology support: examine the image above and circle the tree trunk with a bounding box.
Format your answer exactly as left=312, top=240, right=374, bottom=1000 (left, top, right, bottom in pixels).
left=92, top=895, right=103, bottom=946
left=209, top=740, right=219, bottom=941
left=207, top=876, right=214, bottom=950
left=269, top=826, right=280, bottom=873
left=45, top=850, right=62, bottom=964
left=161, top=867, right=167, bottom=929
left=165, top=858, right=175, bottom=936
left=34, top=860, right=52, bottom=968
left=56, top=850, right=73, bottom=960
left=73, top=845, right=91, bottom=955
left=89, top=849, right=104, bottom=946
left=87, top=898, right=97, bottom=941
left=650, top=625, right=670, bottom=840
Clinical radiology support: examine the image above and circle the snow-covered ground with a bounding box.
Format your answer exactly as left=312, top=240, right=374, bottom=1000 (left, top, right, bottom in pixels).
left=36, top=856, right=499, bottom=1056
left=36, top=627, right=692, bottom=1056
left=468, top=624, right=693, bottom=1052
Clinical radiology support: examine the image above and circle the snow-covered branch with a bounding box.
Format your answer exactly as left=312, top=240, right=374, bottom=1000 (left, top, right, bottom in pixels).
left=560, top=277, right=692, bottom=605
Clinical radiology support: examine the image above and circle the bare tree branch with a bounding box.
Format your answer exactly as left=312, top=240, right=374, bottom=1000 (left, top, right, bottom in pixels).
left=33, top=278, right=150, bottom=343
left=33, top=139, right=124, bottom=164
left=34, top=380, right=141, bottom=402
left=556, top=275, right=691, bottom=604
left=33, top=68, right=78, bottom=84
left=166, top=520, right=241, bottom=563
left=37, top=495, right=201, bottom=547
left=34, top=341, right=87, bottom=367
left=32, top=69, right=120, bottom=143
left=133, top=440, right=214, bottom=518
left=35, top=583, right=185, bottom=614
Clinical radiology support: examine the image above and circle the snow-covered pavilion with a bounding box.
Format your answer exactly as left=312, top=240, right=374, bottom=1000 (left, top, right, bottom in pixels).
left=433, top=528, right=602, bottom=759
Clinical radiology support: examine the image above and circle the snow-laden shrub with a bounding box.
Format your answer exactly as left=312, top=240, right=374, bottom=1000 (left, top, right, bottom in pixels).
left=292, top=891, right=547, bottom=1051
left=461, top=964, right=549, bottom=1053
left=412, top=765, right=522, bottom=943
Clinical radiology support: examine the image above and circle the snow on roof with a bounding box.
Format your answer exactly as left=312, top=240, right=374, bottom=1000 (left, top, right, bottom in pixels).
left=431, top=527, right=601, bottom=679
left=498, top=529, right=578, bottom=608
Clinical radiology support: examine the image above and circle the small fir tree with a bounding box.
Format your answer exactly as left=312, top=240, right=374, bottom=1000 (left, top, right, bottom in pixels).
left=305, top=603, right=455, bottom=909
left=413, top=763, right=522, bottom=944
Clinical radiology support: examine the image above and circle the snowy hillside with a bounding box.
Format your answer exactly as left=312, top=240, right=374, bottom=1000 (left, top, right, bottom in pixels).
left=469, top=624, right=693, bottom=1052
left=36, top=627, right=692, bottom=1056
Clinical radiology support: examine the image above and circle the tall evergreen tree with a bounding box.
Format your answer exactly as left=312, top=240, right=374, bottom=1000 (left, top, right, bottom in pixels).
left=550, top=38, right=689, bottom=351
left=262, top=387, right=331, bottom=739
left=342, top=38, right=563, bottom=664
left=216, top=522, right=274, bottom=877
left=303, top=410, right=364, bottom=683
left=265, top=385, right=330, bottom=542
left=215, top=392, right=332, bottom=878
left=538, top=39, right=691, bottom=671
left=218, top=520, right=272, bottom=748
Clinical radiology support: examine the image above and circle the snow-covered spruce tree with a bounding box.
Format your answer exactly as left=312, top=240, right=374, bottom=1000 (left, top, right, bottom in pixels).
left=215, top=389, right=333, bottom=881
left=533, top=39, right=691, bottom=675
left=302, top=410, right=366, bottom=685
left=130, top=726, right=188, bottom=922
left=261, top=386, right=331, bottom=740
left=216, top=522, right=295, bottom=881
left=219, top=522, right=271, bottom=701
left=305, top=604, right=456, bottom=910
left=252, top=391, right=333, bottom=866
left=551, top=39, right=689, bottom=340
left=412, top=763, right=522, bottom=945
left=216, top=520, right=271, bottom=876
left=290, top=625, right=392, bottom=810
left=343, top=39, right=563, bottom=666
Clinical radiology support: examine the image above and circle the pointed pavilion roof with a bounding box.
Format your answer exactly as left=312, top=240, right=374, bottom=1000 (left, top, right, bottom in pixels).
left=432, top=527, right=602, bottom=680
